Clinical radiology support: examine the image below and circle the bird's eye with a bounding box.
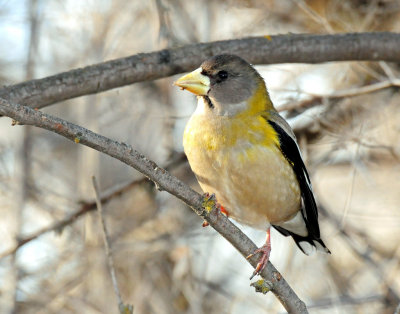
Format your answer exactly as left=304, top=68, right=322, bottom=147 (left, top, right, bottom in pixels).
left=217, top=70, right=228, bottom=80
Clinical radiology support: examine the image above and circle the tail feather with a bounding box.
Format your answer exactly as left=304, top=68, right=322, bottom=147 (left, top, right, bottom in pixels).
left=273, top=225, right=331, bottom=255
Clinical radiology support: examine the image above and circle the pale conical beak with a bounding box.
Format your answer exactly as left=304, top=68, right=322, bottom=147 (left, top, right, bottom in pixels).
left=174, top=67, right=210, bottom=96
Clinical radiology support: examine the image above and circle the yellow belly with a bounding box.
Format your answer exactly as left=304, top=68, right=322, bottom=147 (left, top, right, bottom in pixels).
left=183, top=113, right=301, bottom=229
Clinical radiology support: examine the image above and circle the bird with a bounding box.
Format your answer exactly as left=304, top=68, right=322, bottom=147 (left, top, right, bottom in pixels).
left=174, top=54, right=330, bottom=278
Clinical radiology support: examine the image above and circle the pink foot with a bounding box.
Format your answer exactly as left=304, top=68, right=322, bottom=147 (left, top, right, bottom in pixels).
left=219, top=205, right=229, bottom=217
left=247, top=228, right=271, bottom=279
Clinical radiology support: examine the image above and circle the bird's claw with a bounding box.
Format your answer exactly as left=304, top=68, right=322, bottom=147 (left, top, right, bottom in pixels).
left=247, top=244, right=271, bottom=279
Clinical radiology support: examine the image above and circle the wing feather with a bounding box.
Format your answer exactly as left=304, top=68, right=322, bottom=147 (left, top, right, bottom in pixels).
left=264, top=111, right=330, bottom=254
left=267, top=119, right=320, bottom=237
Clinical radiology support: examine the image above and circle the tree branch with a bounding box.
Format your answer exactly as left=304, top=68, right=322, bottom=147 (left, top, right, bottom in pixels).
left=279, top=78, right=400, bottom=113
left=92, top=176, right=133, bottom=314
left=0, top=98, right=308, bottom=314
left=319, top=204, right=400, bottom=306
left=1, top=32, right=400, bottom=110
left=0, top=202, right=91, bottom=260
left=0, top=154, right=187, bottom=260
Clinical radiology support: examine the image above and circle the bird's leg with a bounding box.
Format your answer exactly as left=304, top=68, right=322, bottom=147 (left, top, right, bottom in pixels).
left=247, top=227, right=271, bottom=279
left=219, top=205, right=229, bottom=217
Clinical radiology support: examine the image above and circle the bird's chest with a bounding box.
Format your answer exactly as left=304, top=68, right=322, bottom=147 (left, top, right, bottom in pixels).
left=183, top=114, right=262, bottom=180
left=183, top=114, right=300, bottom=228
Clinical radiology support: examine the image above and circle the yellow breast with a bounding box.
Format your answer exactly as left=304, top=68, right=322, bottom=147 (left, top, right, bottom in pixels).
left=183, top=110, right=301, bottom=229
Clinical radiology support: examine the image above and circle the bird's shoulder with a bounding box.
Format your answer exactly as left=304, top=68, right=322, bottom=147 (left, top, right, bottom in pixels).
left=260, top=110, right=304, bottom=170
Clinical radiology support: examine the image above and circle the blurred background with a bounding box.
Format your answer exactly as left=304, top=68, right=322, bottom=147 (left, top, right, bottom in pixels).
left=1, top=0, right=400, bottom=313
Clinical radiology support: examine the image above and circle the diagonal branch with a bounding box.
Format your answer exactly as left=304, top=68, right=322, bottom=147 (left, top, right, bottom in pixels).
left=1, top=32, right=400, bottom=110
left=0, top=154, right=187, bottom=260
left=0, top=98, right=308, bottom=314
left=0, top=202, right=92, bottom=260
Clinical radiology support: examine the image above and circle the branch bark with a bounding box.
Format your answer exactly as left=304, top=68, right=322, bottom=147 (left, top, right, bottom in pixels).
left=1, top=32, right=400, bottom=110
left=0, top=154, right=187, bottom=260
left=0, top=98, right=308, bottom=314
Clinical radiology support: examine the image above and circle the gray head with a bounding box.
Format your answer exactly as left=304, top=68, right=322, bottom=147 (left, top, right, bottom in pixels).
left=200, top=55, right=261, bottom=106
left=175, top=54, right=266, bottom=116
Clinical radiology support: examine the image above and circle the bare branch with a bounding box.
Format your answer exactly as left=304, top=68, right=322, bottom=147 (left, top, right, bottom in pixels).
left=1, top=32, right=400, bottom=110
left=92, top=176, right=133, bottom=314
left=279, top=78, right=400, bottom=113
left=0, top=155, right=187, bottom=260
left=0, top=98, right=308, bottom=314
left=308, top=294, right=383, bottom=309
left=319, top=204, right=400, bottom=306
left=0, top=203, right=89, bottom=259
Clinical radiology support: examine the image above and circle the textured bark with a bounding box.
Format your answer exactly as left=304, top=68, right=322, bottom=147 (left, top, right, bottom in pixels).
left=0, top=98, right=308, bottom=314
left=0, top=32, right=399, bottom=110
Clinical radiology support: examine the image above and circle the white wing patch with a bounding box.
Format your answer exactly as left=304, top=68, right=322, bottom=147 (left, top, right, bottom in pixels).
left=274, top=211, right=308, bottom=237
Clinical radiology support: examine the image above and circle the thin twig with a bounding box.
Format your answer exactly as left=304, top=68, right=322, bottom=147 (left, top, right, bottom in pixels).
left=0, top=204, right=90, bottom=259
left=79, top=152, right=186, bottom=212
left=0, top=98, right=309, bottom=314
left=92, top=176, right=133, bottom=314
left=308, top=294, right=383, bottom=309
left=293, top=0, right=334, bottom=33
left=278, top=78, right=400, bottom=112
left=0, top=155, right=186, bottom=260
left=1, top=33, right=400, bottom=110
left=319, top=204, right=400, bottom=306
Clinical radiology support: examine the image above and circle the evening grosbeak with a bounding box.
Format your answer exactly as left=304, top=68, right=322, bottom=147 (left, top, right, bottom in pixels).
left=175, top=54, right=330, bottom=278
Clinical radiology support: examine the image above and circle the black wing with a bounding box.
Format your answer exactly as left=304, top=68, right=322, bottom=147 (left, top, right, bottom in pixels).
left=267, top=119, right=330, bottom=254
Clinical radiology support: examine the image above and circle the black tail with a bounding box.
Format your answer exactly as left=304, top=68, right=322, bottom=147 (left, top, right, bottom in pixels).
left=273, top=225, right=331, bottom=255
